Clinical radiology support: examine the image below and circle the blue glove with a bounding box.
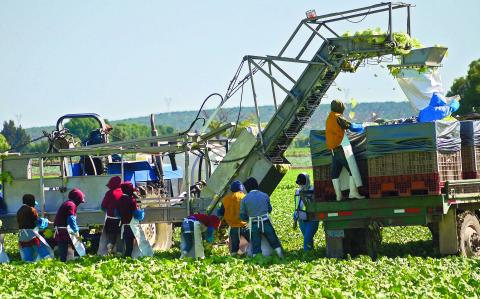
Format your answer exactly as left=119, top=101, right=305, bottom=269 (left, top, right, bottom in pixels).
left=36, top=218, right=49, bottom=230
left=449, top=99, right=460, bottom=113
left=67, top=215, right=79, bottom=233
left=349, top=123, right=364, bottom=133
left=205, top=226, right=215, bottom=243
left=133, top=209, right=145, bottom=221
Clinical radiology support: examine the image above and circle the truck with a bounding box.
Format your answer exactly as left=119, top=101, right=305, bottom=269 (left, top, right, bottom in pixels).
left=306, top=121, right=480, bottom=259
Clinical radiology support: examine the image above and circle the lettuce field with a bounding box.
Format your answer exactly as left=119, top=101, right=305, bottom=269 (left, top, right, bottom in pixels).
left=1, top=169, right=480, bottom=298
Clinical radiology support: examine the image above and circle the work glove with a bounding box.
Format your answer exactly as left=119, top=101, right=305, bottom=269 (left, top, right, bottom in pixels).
left=205, top=234, right=214, bottom=244
left=133, top=209, right=145, bottom=221
left=449, top=99, right=460, bottom=113
left=36, top=218, right=49, bottom=230
left=205, top=227, right=215, bottom=244
left=349, top=123, right=364, bottom=133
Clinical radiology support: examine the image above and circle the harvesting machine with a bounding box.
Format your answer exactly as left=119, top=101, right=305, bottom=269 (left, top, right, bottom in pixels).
left=2, top=2, right=479, bottom=257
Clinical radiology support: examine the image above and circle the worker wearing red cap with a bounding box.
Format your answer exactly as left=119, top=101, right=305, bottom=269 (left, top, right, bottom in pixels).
left=180, top=213, right=221, bottom=258
left=17, top=194, right=53, bottom=262
left=53, top=188, right=86, bottom=262
left=97, top=176, right=123, bottom=255
left=115, top=181, right=152, bottom=258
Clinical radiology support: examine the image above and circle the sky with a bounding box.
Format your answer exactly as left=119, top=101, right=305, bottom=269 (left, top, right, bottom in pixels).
left=0, top=0, right=479, bottom=128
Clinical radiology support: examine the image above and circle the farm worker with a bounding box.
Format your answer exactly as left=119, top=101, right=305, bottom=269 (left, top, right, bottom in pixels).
left=0, top=220, right=9, bottom=263
left=180, top=214, right=221, bottom=258
left=293, top=173, right=319, bottom=251
left=418, top=92, right=460, bottom=122
left=326, top=99, right=365, bottom=201
left=240, top=177, right=283, bottom=258
left=97, top=176, right=123, bottom=255
left=0, top=183, right=9, bottom=263
left=116, top=181, right=153, bottom=258
left=217, top=180, right=250, bottom=256
left=17, top=194, right=53, bottom=262
left=54, top=188, right=87, bottom=262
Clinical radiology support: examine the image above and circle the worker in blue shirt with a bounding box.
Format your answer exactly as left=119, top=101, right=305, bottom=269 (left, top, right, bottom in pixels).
left=240, top=177, right=283, bottom=258
left=418, top=92, right=460, bottom=122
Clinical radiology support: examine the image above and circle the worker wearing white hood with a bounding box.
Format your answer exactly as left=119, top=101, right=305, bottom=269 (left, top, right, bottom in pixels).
left=293, top=173, right=319, bottom=251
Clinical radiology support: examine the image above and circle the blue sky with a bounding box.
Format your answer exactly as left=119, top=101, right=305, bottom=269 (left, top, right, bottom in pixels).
left=0, top=0, right=478, bottom=128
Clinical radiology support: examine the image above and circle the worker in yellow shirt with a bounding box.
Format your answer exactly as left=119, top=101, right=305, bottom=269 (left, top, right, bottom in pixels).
left=217, top=181, right=249, bottom=256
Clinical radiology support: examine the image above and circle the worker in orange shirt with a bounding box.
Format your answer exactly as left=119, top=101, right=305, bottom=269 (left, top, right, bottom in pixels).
left=217, top=181, right=249, bottom=256
left=326, top=99, right=365, bottom=201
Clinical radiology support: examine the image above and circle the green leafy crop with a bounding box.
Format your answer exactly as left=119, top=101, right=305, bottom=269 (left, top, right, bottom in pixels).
left=0, top=170, right=479, bottom=298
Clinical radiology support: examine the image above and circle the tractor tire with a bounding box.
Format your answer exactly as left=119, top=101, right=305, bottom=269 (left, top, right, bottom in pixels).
left=457, top=211, right=480, bottom=257
left=141, top=223, right=157, bottom=247
left=152, top=223, right=173, bottom=251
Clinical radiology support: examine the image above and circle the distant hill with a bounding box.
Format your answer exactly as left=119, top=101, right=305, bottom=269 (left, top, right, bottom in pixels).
left=25, top=101, right=416, bottom=139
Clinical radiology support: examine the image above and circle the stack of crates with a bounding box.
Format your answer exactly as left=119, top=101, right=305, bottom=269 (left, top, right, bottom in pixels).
left=310, top=130, right=368, bottom=201
left=366, top=121, right=462, bottom=198
left=460, top=121, right=480, bottom=179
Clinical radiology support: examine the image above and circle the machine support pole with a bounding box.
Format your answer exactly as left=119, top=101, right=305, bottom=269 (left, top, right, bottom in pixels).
left=270, top=60, right=297, bottom=84
left=323, top=23, right=339, bottom=37
left=120, top=154, right=125, bottom=182
left=250, top=59, right=297, bottom=100
left=407, top=5, right=411, bottom=36
left=267, top=61, right=278, bottom=111
left=278, top=21, right=303, bottom=57
left=303, top=22, right=328, bottom=43
left=39, top=158, right=46, bottom=217
left=296, top=23, right=323, bottom=59
left=388, top=2, right=393, bottom=41
left=184, top=140, right=190, bottom=214
left=247, top=59, right=265, bottom=149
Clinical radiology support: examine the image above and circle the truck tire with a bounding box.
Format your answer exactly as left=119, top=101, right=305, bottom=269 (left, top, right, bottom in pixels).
left=343, top=228, right=367, bottom=256
left=343, top=224, right=381, bottom=260
left=365, top=223, right=382, bottom=261
left=153, top=223, right=173, bottom=251
left=457, top=211, right=480, bottom=257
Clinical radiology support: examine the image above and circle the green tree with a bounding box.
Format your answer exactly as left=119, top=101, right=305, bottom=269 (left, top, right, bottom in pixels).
left=25, top=140, right=49, bottom=153
left=1, top=120, right=31, bottom=151
left=0, top=134, right=9, bottom=152
left=64, top=118, right=100, bottom=142
left=110, top=123, right=174, bottom=142
left=447, top=58, right=480, bottom=115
